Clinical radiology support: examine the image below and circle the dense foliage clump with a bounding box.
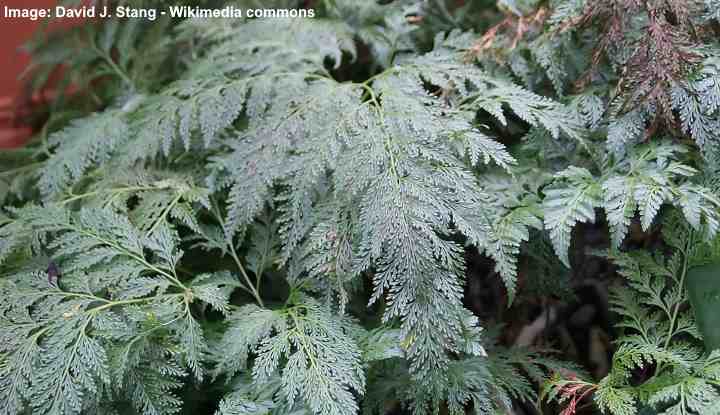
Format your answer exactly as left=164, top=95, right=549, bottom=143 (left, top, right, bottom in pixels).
left=2, top=1, right=720, bottom=414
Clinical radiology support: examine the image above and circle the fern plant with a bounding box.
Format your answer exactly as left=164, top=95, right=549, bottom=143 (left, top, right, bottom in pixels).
left=2, top=1, right=720, bottom=415
left=546, top=213, right=720, bottom=415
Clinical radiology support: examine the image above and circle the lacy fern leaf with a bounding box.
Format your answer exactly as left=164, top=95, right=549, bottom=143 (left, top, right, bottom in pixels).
left=6, top=2, right=720, bottom=415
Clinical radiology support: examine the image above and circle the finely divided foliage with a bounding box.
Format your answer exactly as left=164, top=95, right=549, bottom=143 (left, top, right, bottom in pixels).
left=549, top=215, right=720, bottom=415
left=1, top=1, right=720, bottom=415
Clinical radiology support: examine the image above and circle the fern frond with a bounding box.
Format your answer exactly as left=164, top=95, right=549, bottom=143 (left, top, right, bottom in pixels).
left=484, top=205, right=543, bottom=301
left=211, top=304, right=285, bottom=380
left=0, top=206, right=227, bottom=414
left=253, top=299, right=365, bottom=415
left=543, top=167, right=602, bottom=266
left=39, top=111, right=129, bottom=199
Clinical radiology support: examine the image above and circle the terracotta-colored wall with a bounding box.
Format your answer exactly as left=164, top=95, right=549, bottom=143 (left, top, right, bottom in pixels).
left=0, top=0, right=58, bottom=97
left=0, top=0, right=83, bottom=147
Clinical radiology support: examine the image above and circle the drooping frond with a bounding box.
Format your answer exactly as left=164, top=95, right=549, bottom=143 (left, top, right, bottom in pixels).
left=212, top=297, right=364, bottom=415
left=543, top=167, right=602, bottom=266
left=544, top=143, right=720, bottom=265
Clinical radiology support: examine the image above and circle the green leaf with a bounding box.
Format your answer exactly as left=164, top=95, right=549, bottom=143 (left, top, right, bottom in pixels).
left=686, top=262, right=720, bottom=351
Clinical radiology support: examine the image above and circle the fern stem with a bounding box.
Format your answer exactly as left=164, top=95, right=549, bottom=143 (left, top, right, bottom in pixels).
left=6, top=290, right=110, bottom=305
left=657, top=229, right=694, bottom=375
left=209, top=196, right=264, bottom=306
left=60, top=185, right=158, bottom=205
left=146, top=193, right=183, bottom=237
left=222, top=273, right=261, bottom=300
left=88, top=296, right=163, bottom=314
left=57, top=291, right=112, bottom=304
left=49, top=316, right=92, bottom=411
left=92, top=45, right=136, bottom=91
left=361, top=66, right=398, bottom=87
left=665, top=230, right=693, bottom=349
left=126, top=314, right=183, bottom=349
left=287, top=308, right=320, bottom=368
left=71, top=225, right=187, bottom=289
left=254, top=265, right=263, bottom=298
left=357, top=82, right=401, bottom=179
left=0, top=162, right=44, bottom=178
left=228, top=242, right=264, bottom=308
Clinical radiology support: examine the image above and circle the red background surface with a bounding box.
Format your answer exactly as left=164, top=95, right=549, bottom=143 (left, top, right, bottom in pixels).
left=0, top=0, right=82, bottom=147
left=0, top=0, right=60, bottom=98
